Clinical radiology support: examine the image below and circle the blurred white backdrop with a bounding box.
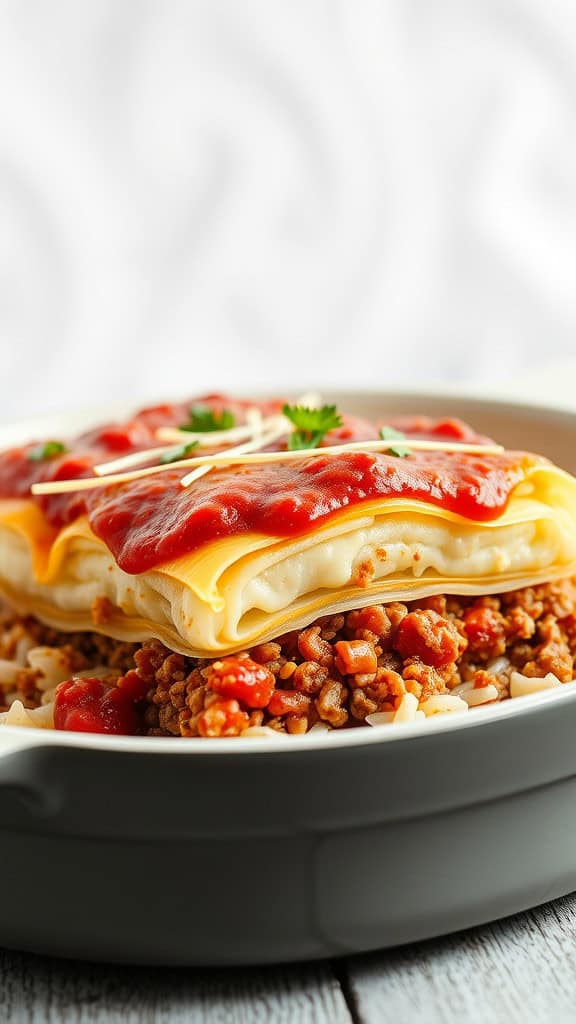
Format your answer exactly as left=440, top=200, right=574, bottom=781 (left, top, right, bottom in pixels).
left=1, top=0, right=576, bottom=420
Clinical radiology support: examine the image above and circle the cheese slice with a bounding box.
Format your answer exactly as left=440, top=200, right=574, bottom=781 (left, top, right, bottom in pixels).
left=0, top=463, right=576, bottom=656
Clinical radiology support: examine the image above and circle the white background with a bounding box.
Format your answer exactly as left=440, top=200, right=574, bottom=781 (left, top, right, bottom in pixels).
left=1, top=0, right=576, bottom=420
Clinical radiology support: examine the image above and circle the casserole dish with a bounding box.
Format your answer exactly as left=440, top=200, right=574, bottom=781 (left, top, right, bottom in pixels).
left=2, top=391, right=576, bottom=965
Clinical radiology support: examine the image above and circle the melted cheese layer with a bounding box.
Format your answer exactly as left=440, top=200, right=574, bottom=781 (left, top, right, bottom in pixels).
left=1, top=464, right=576, bottom=656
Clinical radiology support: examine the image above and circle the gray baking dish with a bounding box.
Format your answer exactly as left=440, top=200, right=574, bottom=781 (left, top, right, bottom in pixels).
left=1, top=391, right=576, bottom=965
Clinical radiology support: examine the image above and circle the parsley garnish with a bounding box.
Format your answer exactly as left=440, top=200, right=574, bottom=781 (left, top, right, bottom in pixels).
left=379, top=426, right=412, bottom=458
left=181, top=405, right=236, bottom=432
left=159, top=441, right=199, bottom=465
left=282, top=404, right=343, bottom=450
left=27, top=441, right=67, bottom=462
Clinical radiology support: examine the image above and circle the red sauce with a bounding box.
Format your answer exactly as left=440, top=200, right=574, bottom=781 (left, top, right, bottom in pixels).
left=53, top=676, right=144, bottom=734
left=0, top=395, right=534, bottom=575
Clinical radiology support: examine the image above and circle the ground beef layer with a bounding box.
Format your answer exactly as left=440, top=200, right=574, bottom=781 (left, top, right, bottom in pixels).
left=2, top=577, right=576, bottom=737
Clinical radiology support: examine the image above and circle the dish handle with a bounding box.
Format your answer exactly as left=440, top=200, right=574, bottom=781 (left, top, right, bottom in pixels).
left=0, top=740, right=58, bottom=820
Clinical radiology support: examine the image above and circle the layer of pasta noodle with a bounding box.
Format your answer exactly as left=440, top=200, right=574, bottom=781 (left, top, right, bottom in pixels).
left=1, top=463, right=576, bottom=657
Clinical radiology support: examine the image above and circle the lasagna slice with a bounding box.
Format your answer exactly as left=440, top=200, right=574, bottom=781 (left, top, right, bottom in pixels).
left=0, top=395, right=575, bottom=737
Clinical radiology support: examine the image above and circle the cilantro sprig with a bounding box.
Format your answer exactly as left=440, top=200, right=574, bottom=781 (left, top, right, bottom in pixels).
left=379, top=426, right=412, bottom=458
left=159, top=441, right=199, bottom=465
left=180, top=405, right=236, bottom=433
left=27, top=441, right=67, bottom=462
left=282, top=404, right=343, bottom=450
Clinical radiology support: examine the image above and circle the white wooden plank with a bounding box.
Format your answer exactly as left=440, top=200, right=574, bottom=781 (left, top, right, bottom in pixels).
left=346, top=894, right=576, bottom=1024
left=0, top=952, right=352, bottom=1024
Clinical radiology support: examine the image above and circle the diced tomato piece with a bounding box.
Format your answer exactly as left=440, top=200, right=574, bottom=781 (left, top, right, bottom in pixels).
left=334, top=639, right=378, bottom=675
left=206, top=657, right=275, bottom=709
left=54, top=676, right=141, bottom=735
left=463, top=606, right=506, bottom=655
left=267, top=690, right=312, bottom=716
left=197, top=700, right=250, bottom=737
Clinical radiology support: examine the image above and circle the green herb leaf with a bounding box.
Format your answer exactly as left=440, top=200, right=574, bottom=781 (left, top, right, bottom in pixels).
left=27, top=441, right=67, bottom=462
left=283, top=404, right=343, bottom=450
left=159, top=441, right=199, bottom=465
left=181, top=405, right=236, bottom=433
left=379, top=425, right=412, bottom=458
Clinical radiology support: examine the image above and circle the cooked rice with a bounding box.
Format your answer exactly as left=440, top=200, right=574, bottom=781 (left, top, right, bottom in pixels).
left=509, top=671, right=563, bottom=698
left=418, top=694, right=469, bottom=716
left=459, top=683, right=499, bottom=707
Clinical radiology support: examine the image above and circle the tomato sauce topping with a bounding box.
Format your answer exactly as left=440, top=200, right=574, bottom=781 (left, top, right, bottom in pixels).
left=0, top=395, right=534, bottom=575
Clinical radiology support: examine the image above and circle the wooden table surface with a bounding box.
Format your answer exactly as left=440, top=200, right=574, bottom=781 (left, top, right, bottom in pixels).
left=3, top=894, right=576, bottom=1023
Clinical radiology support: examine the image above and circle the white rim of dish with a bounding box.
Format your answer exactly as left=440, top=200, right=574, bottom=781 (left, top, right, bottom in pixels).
left=1, top=391, right=575, bottom=757
left=2, top=684, right=576, bottom=755
left=3, top=386, right=576, bottom=441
